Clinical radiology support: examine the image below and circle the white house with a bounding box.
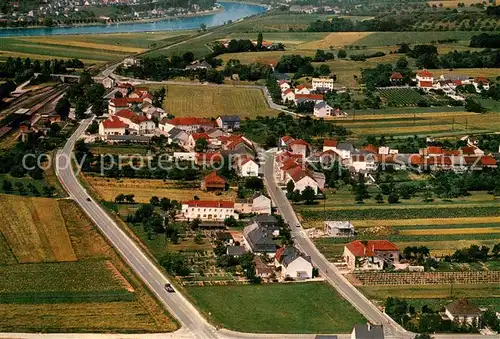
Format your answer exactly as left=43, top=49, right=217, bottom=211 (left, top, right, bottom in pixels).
left=181, top=200, right=238, bottom=221
left=313, top=101, right=334, bottom=118
left=349, top=154, right=377, bottom=173
left=240, top=158, right=259, bottom=177
left=323, top=139, right=338, bottom=152
left=289, top=139, right=311, bottom=158
left=286, top=167, right=320, bottom=194
left=312, top=77, right=334, bottom=91
left=343, top=240, right=400, bottom=272
left=99, top=116, right=127, bottom=136
left=275, top=246, right=313, bottom=280
left=101, top=76, right=115, bottom=89
left=294, top=85, right=311, bottom=95
left=252, top=194, right=272, bottom=215
left=324, top=221, right=355, bottom=237
left=444, top=299, right=482, bottom=325
left=281, top=89, right=295, bottom=103
left=279, top=81, right=291, bottom=91
left=416, top=69, right=434, bottom=89
left=108, top=98, right=129, bottom=115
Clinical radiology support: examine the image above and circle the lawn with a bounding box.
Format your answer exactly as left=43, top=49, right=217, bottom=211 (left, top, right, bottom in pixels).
left=188, top=282, right=366, bottom=333
left=0, top=31, right=194, bottom=65
left=154, top=84, right=278, bottom=117
left=84, top=175, right=237, bottom=203
left=0, top=195, right=177, bottom=332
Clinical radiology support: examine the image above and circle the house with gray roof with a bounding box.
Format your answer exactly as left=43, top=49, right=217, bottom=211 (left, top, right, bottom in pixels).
left=274, top=246, right=313, bottom=280
left=226, top=245, right=246, bottom=257
left=216, top=115, right=241, bottom=131
left=243, top=222, right=277, bottom=254
left=351, top=324, right=384, bottom=339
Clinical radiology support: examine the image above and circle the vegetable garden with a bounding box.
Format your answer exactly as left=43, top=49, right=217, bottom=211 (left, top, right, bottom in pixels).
left=378, top=88, right=426, bottom=106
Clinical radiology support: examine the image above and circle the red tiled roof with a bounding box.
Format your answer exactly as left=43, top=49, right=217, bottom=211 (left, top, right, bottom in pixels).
left=102, top=116, right=127, bottom=129
left=390, top=72, right=403, bottom=79
left=227, top=137, right=250, bottom=150
left=296, top=84, right=308, bottom=90
left=417, top=69, right=433, bottom=78
left=275, top=247, right=286, bottom=262
left=419, top=81, right=433, bottom=88
left=475, top=76, right=488, bottom=84
left=167, top=117, right=215, bottom=127
left=279, top=80, right=289, bottom=85
left=346, top=240, right=399, bottom=257
left=115, top=109, right=135, bottom=119
left=283, top=88, right=292, bottom=95
left=460, top=146, right=476, bottom=155
left=111, top=98, right=129, bottom=107
left=184, top=200, right=234, bottom=208
left=323, top=139, right=338, bottom=147
left=131, top=115, right=149, bottom=124
left=364, top=144, right=378, bottom=154
left=295, top=94, right=324, bottom=101
left=290, top=139, right=310, bottom=147
left=454, top=80, right=463, bottom=86
left=241, top=158, right=256, bottom=166
left=203, top=171, right=226, bottom=185
left=281, top=135, right=294, bottom=144
left=127, top=97, right=144, bottom=104
left=280, top=158, right=300, bottom=171
left=480, top=156, right=497, bottom=166
left=427, top=146, right=443, bottom=155
left=288, top=166, right=311, bottom=182
left=192, top=133, right=210, bottom=141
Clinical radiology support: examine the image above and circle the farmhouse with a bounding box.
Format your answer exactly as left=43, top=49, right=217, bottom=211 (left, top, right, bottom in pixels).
left=216, top=115, right=241, bottom=131
left=324, top=221, right=355, bottom=237
left=416, top=69, right=434, bottom=89
left=274, top=246, right=313, bottom=280
left=201, top=171, right=226, bottom=191
left=313, top=101, right=334, bottom=118
left=312, top=77, right=334, bottom=91
left=444, top=299, right=482, bottom=325
left=343, top=240, right=400, bottom=272
left=181, top=200, right=238, bottom=221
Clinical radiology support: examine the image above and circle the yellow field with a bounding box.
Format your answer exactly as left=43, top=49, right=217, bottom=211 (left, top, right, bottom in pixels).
left=400, top=227, right=500, bottom=236
left=0, top=195, right=76, bottom=263
left=85, top=176, right=237, bottom=203
left=297, top=32, right=373, bottom=49
left=427, top=0, right=485, bottom=8
left=158, top=84, right=278, bottom=117
left=20, top=38, right=146, bottom=53
left=0, top=302, right=170, bottom=332
left=353, top=216, right=500, bottom=228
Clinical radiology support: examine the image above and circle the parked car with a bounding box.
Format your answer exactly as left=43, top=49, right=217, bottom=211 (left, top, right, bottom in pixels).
left=164, top=283, right=175, bottom=293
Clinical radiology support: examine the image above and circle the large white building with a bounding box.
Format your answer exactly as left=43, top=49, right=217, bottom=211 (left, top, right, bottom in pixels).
left=181, top=200, right=238, bottom=221
left=312, top=77, right=334, bottom=91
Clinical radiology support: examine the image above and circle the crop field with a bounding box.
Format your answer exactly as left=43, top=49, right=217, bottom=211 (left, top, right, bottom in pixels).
left=224, top=32, right=329, bottom=47
left=84, top=175, right=236, bottom=203
left=378, top=88, right=426, bottom=106
left=188, top=282, right=366, bottom=333
left=0, top=31, right=193, bottom=65
left=354, top=31, right=477, bottom=47
left=297, top=32, right=374, bottom=49
left=0, top=194, right=177, bottom=332
left=156, top=84, right=278, bottom=117
left=427, top=0, right=486, bottom=8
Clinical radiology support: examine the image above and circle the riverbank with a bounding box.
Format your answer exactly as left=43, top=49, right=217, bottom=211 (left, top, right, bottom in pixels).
left=0, top=6, right=224, bottom=31
left=0, top=2, right=267, bottom=37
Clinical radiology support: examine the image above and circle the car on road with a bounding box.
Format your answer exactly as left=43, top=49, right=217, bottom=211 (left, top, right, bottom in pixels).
left=164, top=283, right=175, bottom=293
left=296, top=224, right=301, bottom=228
left=86, top=197, right=91, bottom=202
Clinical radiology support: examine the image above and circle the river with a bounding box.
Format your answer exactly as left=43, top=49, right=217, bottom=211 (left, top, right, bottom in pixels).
left=0, top=2, right=266, bottom=37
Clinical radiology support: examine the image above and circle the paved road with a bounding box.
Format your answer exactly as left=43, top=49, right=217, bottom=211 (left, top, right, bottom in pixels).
left=55, top=118, right=219, bottom=339
left=261, top=152, right=412, bottom=338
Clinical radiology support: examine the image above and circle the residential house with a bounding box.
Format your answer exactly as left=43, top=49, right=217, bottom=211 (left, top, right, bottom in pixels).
left=336, top=143, right=355, bottom=160
left=444, top=299, right=482, bottom=325
left=196, top=152, right=223, bottom=166
left=167, top=127, right=189, bottom=146
left=312, top=77, right=334, bottom=91
left=389, top=72, right=404, bottom=85
left=343, top=240, right=400, bottom=272
left=473, top=76, right=489, bottom=92
left=323, top=139, right=338, bottom=152
left=324, top=221, right=355, bottom=237
left=416, top=69, right=434, bottom=89
left=130, top=115, right=155, bottom=135
left=348, top=153, right=377, bottom=173
left=289, top=139, right=311, bottom=158
left=294, top=84, right=311, bottom=95
left=98, top=116, right=127, bottom=136
left=216, top=115, right=241, bottom=131
left=239, top=158, right=259, bottom=177
left=280, top=136, right=295, bottom=148
left=351, top=324, right=384, bottom=339
left=254, top=256, right=274, bottom=279
left=201, top=171, right=226, bottom=191
left=252, top=193, right=272, bottom=215
left=294, top=93, right=324, bottom=105
left=185, top=60, right=212, bottom=70
left=274, top=246, right=313, bottom=280
left=243, top=222, right=277, bottom=254
left=226, top=245, right=246, bottom=257
left=282, top=88, right=295, bottom=103
left=181, top=200, right=238, bottom=221
left=187, top=132, right=210, bottom=151
left=279, top=80, right=291, bottom=91
left=313, top=101, right=334, bottom=118
left=108, top=97, right=129, bottom=114
left=162, top=117, right=216, bottom=133
left=286, top=167, right=320, bottom=194
left=101, top=76, right=115, bottom=89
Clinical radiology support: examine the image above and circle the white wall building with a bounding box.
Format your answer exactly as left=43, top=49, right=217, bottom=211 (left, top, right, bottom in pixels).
left=312, top=77, right=334, bottom=91
left=181, top=200, right=238, bottom=221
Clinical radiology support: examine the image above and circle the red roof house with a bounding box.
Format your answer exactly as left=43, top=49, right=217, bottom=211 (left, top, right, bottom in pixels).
left=201, top=171, right=226, bottom=190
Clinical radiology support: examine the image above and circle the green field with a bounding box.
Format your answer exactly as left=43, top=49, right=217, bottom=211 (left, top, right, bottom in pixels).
left=355, top=31, right=478, bottom=47
left=152, top=84, right=278, bottom=117
left=378, top=88, right=426, bottom=106
left=0, top=194, right=177, bottom=332
left=0, top=31, right=194, bottom=65
left=188, top=282, right=366, bottom=333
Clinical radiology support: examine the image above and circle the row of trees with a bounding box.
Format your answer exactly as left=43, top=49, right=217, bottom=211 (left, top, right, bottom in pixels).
left=2, top=179, right=56, bottom=197
left=446, top=243, right=500, bottom=263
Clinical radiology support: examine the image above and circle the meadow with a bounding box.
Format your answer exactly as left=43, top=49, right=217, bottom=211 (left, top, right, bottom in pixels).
left=84, top=175, right=237, bottom=203
left=0, top=194, right=177, bottom=332
left=188, top=282, right=366, bottom=333
left=0, top=31, right=194, bottom=65
left=154, top=84, right=278, bottom=117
